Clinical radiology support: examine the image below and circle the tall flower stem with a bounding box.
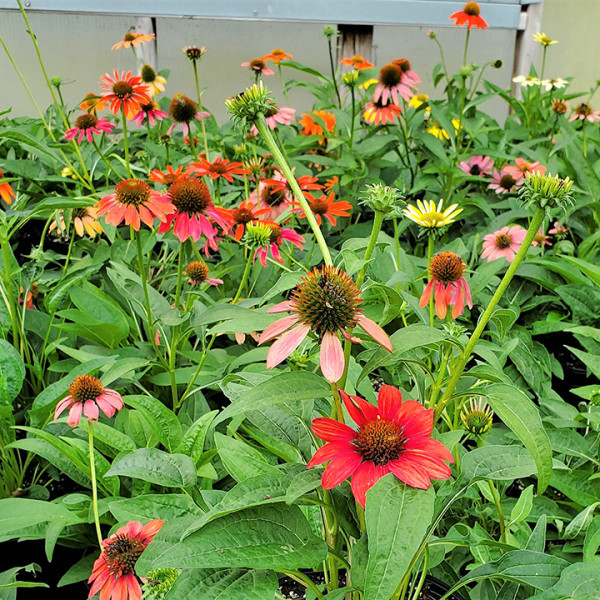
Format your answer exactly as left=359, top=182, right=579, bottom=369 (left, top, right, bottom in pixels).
left=92, top=138, right=120, bottom=182
left=121, top=107, right=133, bottom=178
left=88, top=424, right=103, bottom=548
left=232, top=249, right=253, bottom=303
left=327, top=38, right=342, bottom=108
left=174, top=240, right=187, bottom=310
left=133, top=228, right=154, bottom=340
left=488, top=480, right=507, bottom=544
left=254, top=117, right=333, bottom=266
left=427, top=235, right=435, bottom=327
left=434, top=207, right=546, bottom=420
left=540, top=46, right=548, bottom=82
left=178, top=333, right=217, bottom=410
left=349, top=87, right=356, bottom=147
left=191, top=62, right=209, bottom=157
left=462, top=28, right=471, bottom=67
left=338, top=210, right=385, bottom=389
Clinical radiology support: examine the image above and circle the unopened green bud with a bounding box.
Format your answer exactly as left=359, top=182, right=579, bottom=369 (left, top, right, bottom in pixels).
left=51, top=76, right=62, bottom=87
left=493, top=59, right=504, bottom=69
left=141, top=569, right=180, bottom=600
left=323, top=25, right=339, bottom=39
left=342, top=71, right=359, bottom=88
left=359, top=183, right=405, bottom=218
left=428, top=29, right=437, bottom=40
left=520, top=172, right=574, bottom=211
left=245, top=221, right=272, bottom=247
left=461, top=398, right=493, bottom=436
left=225, top=82, right=275, bottom=127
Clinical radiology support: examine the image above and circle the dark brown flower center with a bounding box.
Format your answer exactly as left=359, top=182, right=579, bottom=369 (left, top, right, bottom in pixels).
left=353, top=418, right=405, bottom=466
left=168, top=178, right=210, bottom=214
left=209, top=163, right=228, bottom=175
left=104, top=534, right=145, bottom=576
left=429, top=251, right=465, bottom=285
left=264, top=106, right=279, bottom=118
left=464, top=2, right=480, bottom=16
left=292, top=266, right=361, bottom=337
left=124, top=32, right=137, bottom=42
left=499, top=174, right=516, bottom=190
left=379, top=64, right=403, bottom=87
left=30, top=282, right=39, bottom=299
left=75, top=113, right=98, bottom=130
left=495, top=233, right=512, bottom=249
left=141, top=64, right=156, bottom=83
left=115, top=179, right=150, bottom=206
left=233, top=207, right=253, bottom=223
left=72, top=207, right=89, bottom=218
left=185, top=261, right=209, bottom=282
left=469, top=164, right=481, bottom=175
left=249, top=58, right=267, bottom=71
left=310, top=198, right=329, bottom=215
left=112, top=81, right=134, bottom=99
left=575, top=103, right=592, bottom=116
left=140, top=102, right=155, bottom=113
left=552, top=100, right=567, bottom=114
left=169, top=93, right=197, bottom=123
left=184, top=46, right=204, bottom=61
left=262, top=184, right=287, bottom=207
left=68, top=375, right=104, bottom=404
left=393, top=58, right=411, bottom=73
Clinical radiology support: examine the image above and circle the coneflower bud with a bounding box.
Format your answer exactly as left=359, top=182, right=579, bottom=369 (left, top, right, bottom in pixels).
left=182, top=46, right=207, bottom=62
left=519, top=172, right=574, bottom=211
left=322, top=25, right=339, bottom=39
left=461, top=397, right=493, bottom=436
left=225, top=82, right=275, bottom=127
left=245, top=221, right=273, bottom=247
left=359, top=183, right=405, bottom=217
left=141, top=569, right=180, bottom=600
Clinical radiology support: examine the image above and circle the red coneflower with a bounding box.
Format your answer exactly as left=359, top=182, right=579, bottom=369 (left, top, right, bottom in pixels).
left=158, top=177, right=232, bottom=242
left=167, top=93, right=210, bottom=136
left=247, top=220, right=305, bottom=268
left=291, top=192, right=352, bottom=227
left=0, top=168, right=16, bottom=205
left=340, top=55, right=375, bottom=70
left=419, top=251, right=473, bottom=319
left=99, top=70, right=152, bottom=118
left=131, top=102, right=168, bottom=127
left=263, top=48, right=294, bottom=64
left=148, top=165, right=186, bottom=186
left=185, top=260, right=223, bottom=286
left=88, top=520, right=164, bottom=600
left=64, top=113, right=115, bottom=144
left=482, top=225, right=527, bottom=263
left=230, top=200, right=262, bottom=241
left=307, top=385, right=453, bottom=508
left=363, top=99, right=402, bottom=125
left=372, top=63, right=412, bottom=105
left=258, top=266, right=392, bottom=382
left=54, top=375, right=124, bottom=428
left=241, top=57, right=275, bottom=76
left=450, top=2, right=489, bottom=30
left=95, top=179, right=174, bottom=230
left=187, top=156, right=250, bottom=183
left=19, top=283, right=38, bottom=310
left=112, top=31, right=156, bottom=50
left=324, top=176, right=339, bottom=193
left=299, top=110, right=336, bottom=144
left=251, top=174, right=323, bottom=220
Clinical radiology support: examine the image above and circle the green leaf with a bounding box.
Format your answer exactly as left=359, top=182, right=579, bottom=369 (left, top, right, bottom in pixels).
left=460, top=445, right=538, bottom=482
left=566, top=347, right=600, bottom=379
left=0, top=564, right=48, bottom=598
left=57, top=555, right=96, bottom=588
left=285, top=468, right=323, bottom=504
left=546, top=428, right=597, bottom=464
left=357, top=325, right=445, bottom=383
left=175, top=410, right=218, bottom=464
left=528, top=561, right=600, bottom=600
left=0, top=340, right=25, bottom=405
left=508, top=485, right=534, bottom=527
left=448, top=550, right=567, bottom=593
left=165, top=568, right=279, bottom=600
left=108, top=494, right=203, bottom=523
left=137, top=504, right=328, bottom=573
left=106, top=448, right=196, bottom=487
left=564, top=503, right=600, bottom=539
left=550, top=470, right=600, bottom=506
left=365, top=475, right=435, bottom=600
left=215, top=372, right=330, bottom=424
left=490, top=309, right=518, bottom=340
left=562, top=256, right=600, bottom=287
left=124, top=395, right=182, bottom=452
left=215, top=433, right=279, bottom=482
left=485, top=383, right=552, bottom=493
left=583, top=515, right=600, bottom=561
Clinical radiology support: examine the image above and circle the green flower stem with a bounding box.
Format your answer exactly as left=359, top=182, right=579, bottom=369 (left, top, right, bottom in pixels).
left=427, top=235, right=435, bottom=327
left=488, top=480, right=507, bottom=544
left=540, top=46, right=547, bottom=82
left=121, top=107, right=133, bottom=178
left=92, top=138, right=119, bottom=182
left=462, top=27, right=471, bottom=66
left=174, top=240, right=187, bottom=310
left=1, top=234, right=20, bottom=350
left=338, top=210, right=385, bottom=390
left=330, top=382, right=344, bottom=423
left=428, top=343, right=451, bottom=409
left=434, top=207, right=546, bottom=420
left=349, top=87, right=356, bottom=147
left=432, top=36, right=452, bottom=97
left=179, top=333, right=217, bottom=409
left=133, top=227, right=154, bottom=341
left=322, top=489, right=339, bottom=590
left=327, top=38, right=342, bottom=108
left=88, top=423, right=103, bottom=548
left=407, top=546, right=430, bottom=600
left=62, top=229, right=75, bottom=275
left=254, top=117, right=333, bottom=266
left=232, top=249, right=253, bottom=303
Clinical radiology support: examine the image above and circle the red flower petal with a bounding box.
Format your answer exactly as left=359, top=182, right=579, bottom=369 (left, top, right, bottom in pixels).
left=351, top=461, right=387, bottom=508
left=340, top=389, right=378, bottom=426
left=377, top=385, right=403, bottom=421
left=322, top=453, right=364, bottom=489
left=388, top=458, right=432, bottom=489
left=307, top=441, right=356, bottom=468
left=402, top=408, right=434, bottom=438
left=312, top=417, right=357, bottom=442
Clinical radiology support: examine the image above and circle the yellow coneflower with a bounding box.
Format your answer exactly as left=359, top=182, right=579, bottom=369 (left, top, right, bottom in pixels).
left=403, top=199, right=462, bottom=228
left=409, top=94, right=429, bottom=109
left=532, top=32, right=558, bottom=47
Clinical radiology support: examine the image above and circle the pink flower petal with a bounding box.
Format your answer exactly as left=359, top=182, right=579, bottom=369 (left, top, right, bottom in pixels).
left=267, top=301, right=293, bottom=314
left=266, top=323, right=310, bottom=368
left=320, top=331, right=345, bottom=382
left=356, top=315, right=393, bottom=352
left=258, top=315, right=299, bottom=345
left=67, top=402, right=83, bottom=427
left=83, top=400, right=99, bottom=423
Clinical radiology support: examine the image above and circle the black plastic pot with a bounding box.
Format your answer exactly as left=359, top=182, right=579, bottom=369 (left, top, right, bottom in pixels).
left=421, top=575, right=465, bottom=600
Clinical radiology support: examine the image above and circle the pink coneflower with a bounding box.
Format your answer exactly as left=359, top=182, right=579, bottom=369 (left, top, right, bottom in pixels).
left=54, top=375, right=124, bottom=428
left=506, top=158, right=546, bottom=178
left=99, top=70, right=152, bottom=118
left=241, top=57, right=275, bottom=76
left=95, top=179, right=175, bottom=230
left=549, top=221, right=567, bottom=236
left=250, top=106, right=296, bottom=135
left=482, top=225, right=527, bottom=263
left=291, top=192, right=352, bottom=227
left=185, top=261, right=223, bottom=286
left=249, top=220, right=305, bottom=267
left=392, top=58, right=420, bottom=89
left=158, top=177, right=232, bottom=242
left=532, top=228, right=552, bottom=247
left=187, top=156, right=250, bottom=183
left=258, top=265, right=392, bottom=383
left=458, top=155, right=494, bottom=177
left=372, top=63, right=412, bottom=105
left=131, top=101, right=168, bottom=127
left=419, top=251, right=473, bottom=319
left=64, top=114, right=115, bottom=144
left=569, top=103, right=600, bottom=122
left=167, top=93, right=211, bottom=136
left=307, top=385, right=453, bottom=507
left=488, top=167, right=523, bottom=194
left=148, top=165, right=186, bottom=186
left=88, top=520, right=164, bottom=600
left=363, top=99, right=402, bottom=125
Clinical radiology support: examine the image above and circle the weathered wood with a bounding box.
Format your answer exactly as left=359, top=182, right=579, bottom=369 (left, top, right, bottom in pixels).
left=512, top=2, right=543, bottom=98
left=338, top=24, right=374, bottom=63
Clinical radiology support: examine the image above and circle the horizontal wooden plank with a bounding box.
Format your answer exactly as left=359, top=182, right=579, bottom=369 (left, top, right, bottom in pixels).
left=0, top=0, right=526, bottom=28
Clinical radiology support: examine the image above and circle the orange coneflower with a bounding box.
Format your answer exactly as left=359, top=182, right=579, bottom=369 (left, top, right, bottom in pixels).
left=0, top=168, right=16, bottom=205
left=187, top=156, right=250, bottom=183
left=340, top=55, right=374, bottom=70
left=112, top=31, right=156, bottom=50
left=79, top=93, right=108, bottom=115
left=50, top=206, right=104, bottom=239
left=263, top=49, right=293, bottom=64
left=450, top=2, right=489, bottom=30
left=299, top=110, right=336, bottom=144
left=324, top=176, right=339, bottom=193
left=230, top=200, right=262, bottom=241
left=95, top=179, right=174, bottom=230
left=148, top=165, right=187, bottom=186
left=99, top=70, right=152, bottom=118
left=291, top=192, right=352, bottom=227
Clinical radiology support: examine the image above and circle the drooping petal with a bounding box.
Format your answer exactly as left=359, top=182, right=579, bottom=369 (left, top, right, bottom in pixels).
left=67, top=402, right=83, bottom=427
left=320, top=331, right=345, bottom=382
left=311, top=417, right=357, bottom=443
left=266, top=323, right=310, bottom=368
left=388, top=458, right=432, bottom=489
left=419, top=279, right=434, bottom=307
left=267, top=301, right=293, bottom=314
left=356, top=315, right=393, bottom=352
left=351, top=461, right=386, bottom=508
left=322, top=453, right=364, bottom=489
left=83, top=400, right=99, bottom=422
left=140, top=518, right=165, bottom=542
left=258, top=315, right=300, bottom=344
